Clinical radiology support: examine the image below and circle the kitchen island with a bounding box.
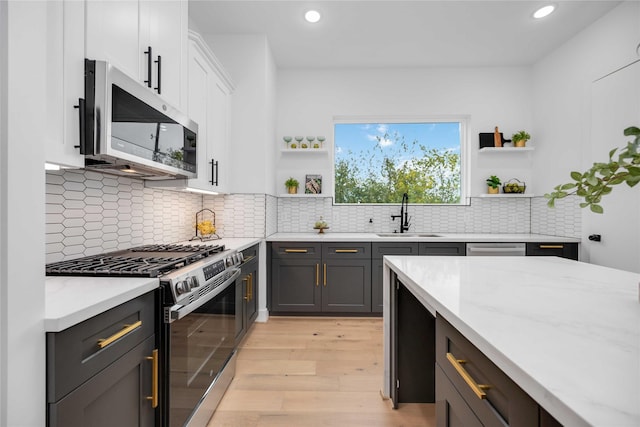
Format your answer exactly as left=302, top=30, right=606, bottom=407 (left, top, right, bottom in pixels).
left=382, top=256, right=640, bottom=426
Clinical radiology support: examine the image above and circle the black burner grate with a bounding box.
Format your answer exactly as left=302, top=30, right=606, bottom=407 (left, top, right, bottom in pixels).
left=46, top=244, right=225, bottom=277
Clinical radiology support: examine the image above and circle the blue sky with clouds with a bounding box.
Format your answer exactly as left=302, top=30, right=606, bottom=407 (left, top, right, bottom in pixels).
left=334, top=122, right=460, bottom=160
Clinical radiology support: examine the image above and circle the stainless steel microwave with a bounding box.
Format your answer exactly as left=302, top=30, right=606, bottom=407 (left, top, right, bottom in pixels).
left=81, top=59, right=198, bottom=180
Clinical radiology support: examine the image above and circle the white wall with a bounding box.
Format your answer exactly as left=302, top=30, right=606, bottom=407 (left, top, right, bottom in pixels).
left=277, top=66, right=534, bottom=198
left=532, top=1, right=640, bottom=192
left=2, top=2, right=48, bottom=426
left=532, top=1, right=640, bottom=269
left=204, top=34, right=278, bottom=195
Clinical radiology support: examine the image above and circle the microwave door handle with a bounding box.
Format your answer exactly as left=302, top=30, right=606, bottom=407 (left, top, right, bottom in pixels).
left=167, top=268, right=241, bottom=323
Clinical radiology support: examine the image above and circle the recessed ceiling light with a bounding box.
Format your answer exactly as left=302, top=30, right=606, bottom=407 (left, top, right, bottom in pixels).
left=533, top=5, right=556, bottom=19
left=304, top=10, right=321, bottom=23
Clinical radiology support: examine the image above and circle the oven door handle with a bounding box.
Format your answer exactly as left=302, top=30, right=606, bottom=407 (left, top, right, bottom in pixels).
left=166, top=268, right=241, bottom=323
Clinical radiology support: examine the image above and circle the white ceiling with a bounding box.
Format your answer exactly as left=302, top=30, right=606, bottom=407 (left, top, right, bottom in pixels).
left=188, top=0, right=621, bottom=68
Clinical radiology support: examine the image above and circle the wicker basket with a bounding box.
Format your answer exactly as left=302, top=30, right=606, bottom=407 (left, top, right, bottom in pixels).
left=502, top=178, right=526, bottom=194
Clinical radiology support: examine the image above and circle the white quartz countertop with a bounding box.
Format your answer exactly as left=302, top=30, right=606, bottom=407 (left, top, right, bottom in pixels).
left=45, top=276, right=159, bottom=332
left=267, top=232, right=580, bottom=243
left=45, top=237, right=263, bottom=333
left=384, top=256, right=640, bottom=426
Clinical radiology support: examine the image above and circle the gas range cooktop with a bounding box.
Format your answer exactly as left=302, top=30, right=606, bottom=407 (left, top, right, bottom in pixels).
left=45, top=243, right=227, bottom=278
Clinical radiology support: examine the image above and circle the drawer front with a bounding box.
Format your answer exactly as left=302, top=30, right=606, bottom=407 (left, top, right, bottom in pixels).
left=372, top=242, right=419, bottom=260
left=47, top=291, right=156, bottom=402
left=242, top=243, right=260, bottom=261
left=322, top=242, right=371, bottom=259
left=419, top=242, right=466, bottom=256
left=436, top=315, right=538, bottom=427
left=436, top=364, right=483, bottom=427
left=271, top=242, right=321, bottom=259
left=526, top=242, right=578, bottom=260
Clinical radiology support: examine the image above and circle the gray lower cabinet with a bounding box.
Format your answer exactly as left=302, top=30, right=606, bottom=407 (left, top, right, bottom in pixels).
left=372, top=242, right=465, bottom=313
left=236, top=244, right=260, bottom=344
left=436, top=315, right=559, bottom=427
left=270, top=242, right=372, bottom=314
left=526, top=242, right=578, bottom=260
left=47, top=291, right=158, bottom=427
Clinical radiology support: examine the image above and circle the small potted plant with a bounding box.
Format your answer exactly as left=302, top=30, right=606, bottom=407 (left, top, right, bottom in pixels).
left=285, top=177, right=299, bottom=194
left=486, top=175, right=501, bottom=194
left=511, top=130, right=530, bottom=147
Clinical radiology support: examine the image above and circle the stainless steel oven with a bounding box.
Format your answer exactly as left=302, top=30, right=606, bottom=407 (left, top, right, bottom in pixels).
left=46, top=243, right=243, bottom=427
left=160, top=251, right=243, bottom=427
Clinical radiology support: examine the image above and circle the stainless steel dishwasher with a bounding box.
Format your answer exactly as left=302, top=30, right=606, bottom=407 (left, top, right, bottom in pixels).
left=466, top=242, right=526, bottom=256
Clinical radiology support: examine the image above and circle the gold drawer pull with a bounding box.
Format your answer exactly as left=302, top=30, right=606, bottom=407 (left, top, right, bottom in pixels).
left=335, top=249, right=359, bottom=253
left=98, top=320, right=142, bottom=349
left=446, top=352, right=491, bottom=399
left=539, top=245, right=563, bottom=249
left=146, top=349, right=158, bottom=408
left=323, top=263, right=327, bottom=287
left=284, top=249, right=308, bottom=253
left=316, top=264, right=320, bottom=287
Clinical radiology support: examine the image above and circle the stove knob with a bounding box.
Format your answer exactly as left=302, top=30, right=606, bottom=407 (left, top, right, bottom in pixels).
left=175, top=280, right=190, bottom=295
left=189, top=276, right=199, bottom=289
left=238, top=252, right=245, bottom=263
left=226, top=256, right=234, bottom=267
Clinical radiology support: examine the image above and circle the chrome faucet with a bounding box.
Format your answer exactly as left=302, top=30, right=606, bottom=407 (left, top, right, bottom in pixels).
left=391, top=192, right=411, bottom=233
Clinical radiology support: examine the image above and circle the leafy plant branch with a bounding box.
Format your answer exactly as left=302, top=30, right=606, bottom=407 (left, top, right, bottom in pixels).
left=545, top=126, right=640, bottom=213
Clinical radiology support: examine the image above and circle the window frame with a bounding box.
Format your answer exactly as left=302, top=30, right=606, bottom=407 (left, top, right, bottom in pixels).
left=332, top=115, right=470, bottom=205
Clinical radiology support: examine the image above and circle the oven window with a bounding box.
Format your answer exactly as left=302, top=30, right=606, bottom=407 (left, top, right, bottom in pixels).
left=169, top=284, right=235, bottom=427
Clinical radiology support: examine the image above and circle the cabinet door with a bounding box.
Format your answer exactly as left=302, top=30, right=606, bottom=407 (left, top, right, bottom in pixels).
left=235, top=276, right=247, bottom=344
left=46, top=0, right=85, bottom=168
left=526, top=242, right=578, bottom=260
left=245, top=258, right=259, bottom=325
left=143, top=0, right=187, bottom=109
left=371, top=243, right=419, bottom=313
left=419, top=242, right=466, bottom=256
left=186, top=43, right=214, bottom=191
left=207, top=72, right=231, bottom=193
left=85, top=0, right=141, bottom=81
left=271, top=258, right=321, bottom=312
left=322, top=259, right=372, bottom=312
left=48, top=335, right=157, bottom=427
left=436, top=364, right=483, bottom=427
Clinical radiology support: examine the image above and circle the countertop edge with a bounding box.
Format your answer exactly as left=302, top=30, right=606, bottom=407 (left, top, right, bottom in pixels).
left=266, top=232, right=581, bottom=243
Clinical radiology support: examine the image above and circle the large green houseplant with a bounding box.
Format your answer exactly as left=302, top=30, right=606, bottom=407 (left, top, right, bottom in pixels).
left=545, top=126, right=640, bottom=213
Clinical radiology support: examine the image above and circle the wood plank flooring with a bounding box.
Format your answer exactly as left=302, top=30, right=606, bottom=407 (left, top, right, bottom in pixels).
left=207, top=317, right=435, bottom=427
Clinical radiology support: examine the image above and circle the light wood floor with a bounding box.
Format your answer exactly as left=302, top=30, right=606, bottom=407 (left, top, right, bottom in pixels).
left=207, top=317, right=435, bottom=427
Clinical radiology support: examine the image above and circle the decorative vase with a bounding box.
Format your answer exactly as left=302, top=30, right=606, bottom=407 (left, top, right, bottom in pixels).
left=287, top=186, right=298, bottom=194
left=514, top=140, right=527, bottom=147
left=488, top=186, right=499, bottom=194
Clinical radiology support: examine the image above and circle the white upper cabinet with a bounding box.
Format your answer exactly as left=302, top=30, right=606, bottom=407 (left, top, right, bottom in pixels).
left=181, top=31, right=234, bottom=193
left=45, top=0, right=86, bottom=168
left=46, top=0, right=187, bottom=168
left=85, top=0, right=187, bottom=110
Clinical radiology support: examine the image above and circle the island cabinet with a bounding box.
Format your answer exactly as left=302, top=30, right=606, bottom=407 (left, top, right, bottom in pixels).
left=373, top=242, right=465, bottom=313
left=236, top=243, right=260, bottom=345
left=269, top=242, right=372, bottom=314
left=436, top=316, right=539, bottom=427
left=47, top=291, right=158, bottom=427
left=526, top=242, right=578, bottom=260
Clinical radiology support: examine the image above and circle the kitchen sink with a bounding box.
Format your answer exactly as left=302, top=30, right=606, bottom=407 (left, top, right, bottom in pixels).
left=376, top=233, right=441, bottom=238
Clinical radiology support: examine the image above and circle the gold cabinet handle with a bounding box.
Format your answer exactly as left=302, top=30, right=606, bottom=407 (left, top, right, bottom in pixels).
left=97, top=320, right=142, bottom=349
left=249, top=273, right=253, bottom=301
left=539, top=245, right=564, bottom=249
left=284, top=249, right=308, bottom=253
left=335, top=249, right=358, bottom=253
left=146, top=349, right=158, bottom=408
left=315, top=264, right=319, bottom=287
left=323, top=263, right=327, bottom=287
left=243, top=276, right=250, bottom=300
left=446, top=352, right=491, bottom=399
